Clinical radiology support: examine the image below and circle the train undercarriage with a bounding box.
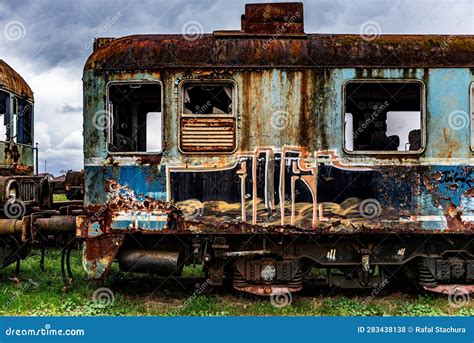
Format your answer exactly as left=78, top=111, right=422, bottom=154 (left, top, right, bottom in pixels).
left=0, top=173, right=83, bottom=278
left=81, top=232, right=474, bottom=296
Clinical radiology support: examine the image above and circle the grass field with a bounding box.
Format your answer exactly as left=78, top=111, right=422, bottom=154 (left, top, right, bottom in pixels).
left=0, top=249, right=473, bottom=316
left=52, top=194, right=68, bottom=202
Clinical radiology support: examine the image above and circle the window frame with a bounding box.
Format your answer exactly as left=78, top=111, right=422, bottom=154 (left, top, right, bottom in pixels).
left=0, top=89, right=11, bottom=143
left=342, top=79, right=426, bottom=155
left=105, top=80, right=164, bottom=156
left=178, top=79, right=238, bottom=155
left=14, top=96, right=34, bottom=146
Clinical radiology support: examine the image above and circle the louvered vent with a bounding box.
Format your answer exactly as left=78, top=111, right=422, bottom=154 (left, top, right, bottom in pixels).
left=19, top=181, right=36, bottom=201
left=180, top=117, right=236, bottom=153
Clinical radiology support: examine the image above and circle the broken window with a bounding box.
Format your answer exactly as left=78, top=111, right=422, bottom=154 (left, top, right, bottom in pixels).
left=183, top=84, right=233, bottom=114
left=15, top=97, right=33, bottom=145
left=180, top=82, right=236, bottom=153
left=344, top=81, right=423, bottom=153
left=0, top=90, right=10, bottom=142
left=107, top=82, right=162, bottom=153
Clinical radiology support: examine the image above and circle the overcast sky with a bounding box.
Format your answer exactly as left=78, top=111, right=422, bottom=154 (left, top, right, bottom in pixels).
left=0, top=0, right=472, bottom=175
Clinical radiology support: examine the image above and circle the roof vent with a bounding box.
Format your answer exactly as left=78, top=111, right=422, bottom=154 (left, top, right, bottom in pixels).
left=241, top=2, right=304, bottom=35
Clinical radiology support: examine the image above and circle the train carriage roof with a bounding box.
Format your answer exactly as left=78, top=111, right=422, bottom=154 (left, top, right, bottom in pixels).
left=0, top=59, right=33, bottom=100
left=85, top=33, right=474, bottom=71
left=84, top=2, right=474, bottom=72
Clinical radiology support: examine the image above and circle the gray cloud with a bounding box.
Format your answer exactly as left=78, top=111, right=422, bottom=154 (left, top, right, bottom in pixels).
left=0, top=0, right=472, bottom=175
left=61, top=104, right=82, bottom=113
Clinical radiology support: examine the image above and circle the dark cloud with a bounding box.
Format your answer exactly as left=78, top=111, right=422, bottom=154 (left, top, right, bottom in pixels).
left=1, top=0, right=473, bottom=69
left=0, top=0, right=472, bottom=175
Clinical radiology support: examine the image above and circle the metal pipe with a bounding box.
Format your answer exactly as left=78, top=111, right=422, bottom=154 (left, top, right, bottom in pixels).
left=223, top=250, right=270, bottom=257
left=119, top=249, right=183, bottom=276
left=0, top=219, right=23, bottom=235
left=34, top=215, right=77, bottom=234
left=35, top=142, right=39, bottom=176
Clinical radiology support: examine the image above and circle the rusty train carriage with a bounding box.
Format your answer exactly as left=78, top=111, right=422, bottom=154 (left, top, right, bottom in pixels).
left=0, top=59, right=80, bottom=275
left=80, top=3, right=473, bottom=295
left=0, top=59, right=46, bottom=272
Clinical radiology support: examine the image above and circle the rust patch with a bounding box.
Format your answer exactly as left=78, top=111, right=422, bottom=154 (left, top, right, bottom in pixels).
left=424, top=284, right=474, bottom=295
left=136, top=155, right=163, bottom=165
left=83, top=234, right=125, bottom=279
left=180, top=117, right=236, bottom=153
left=85, top=33, right=474, bottom=71
left=234, top=285, right=301, bottom=296
left=0, top=60, right=33, bottom=99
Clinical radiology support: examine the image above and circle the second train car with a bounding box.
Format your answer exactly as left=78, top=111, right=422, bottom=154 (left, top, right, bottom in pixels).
left=78, top=3, right=473, bottom=296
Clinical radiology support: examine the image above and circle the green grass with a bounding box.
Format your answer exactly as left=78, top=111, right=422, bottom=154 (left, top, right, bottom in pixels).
left=52, top=193, right=68, bottom=202
left=0, top=249, right=473, bottom=316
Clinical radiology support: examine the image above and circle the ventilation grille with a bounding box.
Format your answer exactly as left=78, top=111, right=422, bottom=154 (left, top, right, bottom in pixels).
left=180, top=117, right=236, bottom=153
left=19, top=181, right=36, bottom=202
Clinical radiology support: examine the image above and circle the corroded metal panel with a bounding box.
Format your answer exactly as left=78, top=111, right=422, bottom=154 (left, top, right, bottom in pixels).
left=180, top=117, right=236, bottom=153
left=80, top=0, right=474, bottom=246
left=84, top=34, right=474, bottom=71
left=82, top=65, right=474, bottom=236
left=0, top=59, right=33, bottom=100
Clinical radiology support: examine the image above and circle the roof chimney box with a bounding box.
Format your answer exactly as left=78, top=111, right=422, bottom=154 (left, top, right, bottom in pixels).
left=241, top=2, right=304, bottom=35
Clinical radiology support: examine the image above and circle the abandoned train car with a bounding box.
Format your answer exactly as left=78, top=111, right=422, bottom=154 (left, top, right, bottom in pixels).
left=80, top=2, right=473, bottom=295
left=0, top=59, right=48, bottom=271
left=0, top=59, right=79, bottom=275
